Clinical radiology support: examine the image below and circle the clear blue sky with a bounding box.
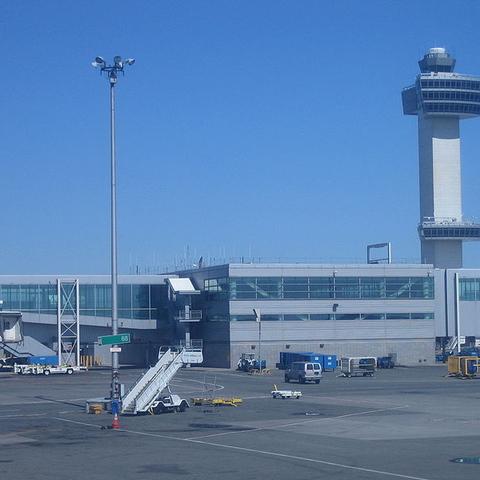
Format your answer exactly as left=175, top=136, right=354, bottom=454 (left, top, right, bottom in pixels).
left=2, top=1, right=480, bottom=274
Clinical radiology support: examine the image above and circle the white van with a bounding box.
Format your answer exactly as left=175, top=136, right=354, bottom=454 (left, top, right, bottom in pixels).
left=284, top=362, right=322, bottom=384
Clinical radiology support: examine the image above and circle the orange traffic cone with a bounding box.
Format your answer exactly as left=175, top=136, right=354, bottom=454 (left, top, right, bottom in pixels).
left=111, top=413, right=120, bottom=429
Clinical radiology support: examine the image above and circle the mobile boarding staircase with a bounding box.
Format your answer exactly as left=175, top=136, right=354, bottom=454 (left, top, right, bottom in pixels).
left=120, top=347, right=185, bottom=415
left=445, top=336, right=458, bottom=351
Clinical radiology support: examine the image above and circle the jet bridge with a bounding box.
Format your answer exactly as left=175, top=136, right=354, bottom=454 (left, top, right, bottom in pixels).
left=0, top=311, right=30, bottom=364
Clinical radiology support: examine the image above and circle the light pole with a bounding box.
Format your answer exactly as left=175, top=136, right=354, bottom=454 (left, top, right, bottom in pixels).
left=92, top=55, right=135, bottom=401
left=253, top=308, right=262, bottom=372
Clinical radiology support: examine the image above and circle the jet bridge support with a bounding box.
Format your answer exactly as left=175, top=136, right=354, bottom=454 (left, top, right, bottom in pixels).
left=57, top=279, right=80, bottom=366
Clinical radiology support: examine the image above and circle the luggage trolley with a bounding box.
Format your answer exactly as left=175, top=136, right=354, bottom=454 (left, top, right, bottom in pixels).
left=340, top=357, right=376, bottom=377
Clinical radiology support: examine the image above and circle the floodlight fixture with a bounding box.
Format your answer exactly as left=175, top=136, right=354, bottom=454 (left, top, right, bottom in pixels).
left=92, top=55, right=136, bottom=79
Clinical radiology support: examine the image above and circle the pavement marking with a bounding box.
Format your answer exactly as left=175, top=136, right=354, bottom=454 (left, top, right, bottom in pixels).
left=182, top=439, right=432, bottom=480
left=0, top=435, right=37, bottom=445
left=0, top=429, right=38, bottom=436
left=53, top=414, right=430, bottom=480
left=170, top=378, right=226, bottom=392
left=312, top=394, right=408, bottom=407
left=0, top=413, right=48, bottom=419
left=0, top=429, right=39, bottom=445
left=183, top=403, right=410, bottom=440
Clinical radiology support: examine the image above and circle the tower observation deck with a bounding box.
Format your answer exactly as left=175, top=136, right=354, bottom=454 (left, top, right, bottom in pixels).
left=402, top=47, right=480, bottom=268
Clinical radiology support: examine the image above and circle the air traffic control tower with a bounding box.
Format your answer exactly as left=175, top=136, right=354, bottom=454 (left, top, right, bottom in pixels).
left=402, top=47, right=480, bottom=268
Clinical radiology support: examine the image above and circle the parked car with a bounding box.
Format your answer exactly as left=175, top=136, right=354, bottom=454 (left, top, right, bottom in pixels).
left=285, top=362, right=322, bottom=384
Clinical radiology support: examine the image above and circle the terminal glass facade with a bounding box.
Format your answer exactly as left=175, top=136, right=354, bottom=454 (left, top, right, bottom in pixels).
left=204, top=276, right=434, bottom=301
left=0, top=283, right=164, bottom=320
left=226, top=312, right=434, bottom=322
left=459, top=278, right=480, bottom=301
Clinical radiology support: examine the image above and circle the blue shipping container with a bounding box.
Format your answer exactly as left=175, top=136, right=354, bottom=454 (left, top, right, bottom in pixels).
left=279, top=352, right=315, bottom=369
left=29, top=355, right=59, bottom=365
left=320, top=355, right=337, bottom=371
left=278, top=352, right=336, bottom=371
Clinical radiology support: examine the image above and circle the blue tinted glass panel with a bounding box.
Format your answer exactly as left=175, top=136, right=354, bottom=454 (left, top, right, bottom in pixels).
left=21, top=285, right=39, bottom=310
left=386, top=313, right=410, bottom=320
left=284, top=314, right=308, bottom=321
left=411, top=313, right=434, bottom=319
left=39, top=285, right=57, bottom=314
left=460, top=279, right=479, bottom=301
left=1, top=286, right=21, bottom=310
left=310, top=314, right=334, bottom=320
left=236, top=291, right=256, bottom=299
left=96, top=285, right=111, bottom=317
left=80, top=285, right=96, bottom=317
left=132, top=285, right=150, bottom=319
left=335, top=313, right=361, bottom=320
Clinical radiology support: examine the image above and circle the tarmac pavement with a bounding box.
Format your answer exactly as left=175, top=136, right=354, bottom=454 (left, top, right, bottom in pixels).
left=1, top=364, right=480, bottom=479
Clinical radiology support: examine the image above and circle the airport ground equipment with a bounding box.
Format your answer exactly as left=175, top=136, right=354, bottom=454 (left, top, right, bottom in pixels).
left=121, top=346, right=198, bottom=415
left=189, top=374, right=241, bottom=407
left=3, top=355, right=61, bottom=369
left=148, top=386, right=189, bottom=414
left=377, top=356, right=395, bottom=369
left=458, top=346, right=480, bottom=357
left=340, top=357, right=376, bottom=377
left=190, top=397, right=243, bottom=406
left=277, top=352, right=337, bottom=371
left=236, top=352, right=266, bottom=372
left=271, top=384, right=302, bottom=399
left=446, top=355, right=480, bottom=378
left=248, top=367, right=271, bottom=375
left=1, top=312, right=57, bottom=366
left=14, top=364, right=84, bottom=375
left=284, top=361, right=322, bottom=384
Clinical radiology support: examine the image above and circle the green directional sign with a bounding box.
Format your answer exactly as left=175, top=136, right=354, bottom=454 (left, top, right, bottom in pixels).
left=99, top=333, right=131, bottom=346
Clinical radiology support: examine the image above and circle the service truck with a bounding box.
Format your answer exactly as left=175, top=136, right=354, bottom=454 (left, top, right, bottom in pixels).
left=14, top=364, right=83, bottom=375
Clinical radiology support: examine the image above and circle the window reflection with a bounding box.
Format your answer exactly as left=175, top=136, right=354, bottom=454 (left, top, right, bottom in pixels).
left=204, top=276, right=434, bottom=301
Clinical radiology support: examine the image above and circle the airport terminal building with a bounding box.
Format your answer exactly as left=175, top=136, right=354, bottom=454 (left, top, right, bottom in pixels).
left=3, top=48, right=480, bottom=369
left=179, top=263, right=436, bottom=367
left=1, top=263, right=479, bottom=368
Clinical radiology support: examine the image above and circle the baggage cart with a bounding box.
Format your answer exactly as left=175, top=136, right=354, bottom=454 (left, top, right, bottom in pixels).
left=340, top=357, right=376, bottom=377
